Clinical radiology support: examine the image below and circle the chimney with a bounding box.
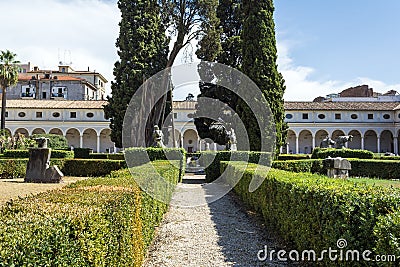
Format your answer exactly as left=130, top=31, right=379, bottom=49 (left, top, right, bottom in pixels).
left=33, top=66, right=39, bottom=71
left=88, top=66, right=90, bottom=71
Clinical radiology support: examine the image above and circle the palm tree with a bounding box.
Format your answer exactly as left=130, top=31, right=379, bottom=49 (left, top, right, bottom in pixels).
left=0, top=50, right=20, bottom=131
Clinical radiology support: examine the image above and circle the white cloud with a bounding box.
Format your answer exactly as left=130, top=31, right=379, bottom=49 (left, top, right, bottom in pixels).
left=276, top=40, right=400, bottom=101
left=0, top=0, right=120, bottom=95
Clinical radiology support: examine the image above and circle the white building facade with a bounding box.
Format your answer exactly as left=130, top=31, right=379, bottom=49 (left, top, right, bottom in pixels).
left=4, top=100, right=114, bottom=153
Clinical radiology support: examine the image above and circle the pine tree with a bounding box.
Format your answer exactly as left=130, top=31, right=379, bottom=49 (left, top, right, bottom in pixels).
left=104, top=0, right=168, bottom=148
left=239, top=0, right=287, bottom=152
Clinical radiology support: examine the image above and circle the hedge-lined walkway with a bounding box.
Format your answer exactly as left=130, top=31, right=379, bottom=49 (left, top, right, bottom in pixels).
left=143, top=174, right=291, bottom=267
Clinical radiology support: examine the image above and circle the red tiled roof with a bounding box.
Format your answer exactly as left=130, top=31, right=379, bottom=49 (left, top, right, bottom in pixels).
left=284, top=101, right=400, bottom=111
left=173, top=101, right=197, bottom=110
left=18, top=74, right=83, bottom=81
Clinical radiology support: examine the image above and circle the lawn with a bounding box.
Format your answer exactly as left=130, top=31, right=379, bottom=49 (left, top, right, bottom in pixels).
left=0, top=177, right=87, bottom=205
left=349, top=177, right=400, bottom=188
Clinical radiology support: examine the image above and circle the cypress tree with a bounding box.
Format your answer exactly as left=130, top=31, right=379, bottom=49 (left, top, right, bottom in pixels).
left=104, top=0, right=168, bottom=148
left=239, top=0, right=287, bottom=152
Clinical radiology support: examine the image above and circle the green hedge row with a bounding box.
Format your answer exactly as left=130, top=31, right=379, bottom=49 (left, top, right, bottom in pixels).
left=221, top=161, right=400, bottom=266
left=272, top=158, right=400, bottom=179
left=87, top=153, right=125, bottom=160
left=3, top=149, right=73, bottom=159
left=0, top=159, right=126, bottom=179
left=0, top=160, right=180, bottom=266
left=200, top=151, right=272, bottom=182
left=276, top=154, right=311, bottom=160
left=311, top=147, right=374, bottom=159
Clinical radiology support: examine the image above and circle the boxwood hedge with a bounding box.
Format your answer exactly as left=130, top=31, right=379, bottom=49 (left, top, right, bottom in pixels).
left=311, top=147, right=374, bottom=159
left=221, top=161, right=400, bottom=266
left=0, top=160, right=180, bottom=266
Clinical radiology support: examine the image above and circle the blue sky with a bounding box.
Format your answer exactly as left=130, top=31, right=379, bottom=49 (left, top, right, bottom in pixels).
left=274, top=0, right=400, bottom=100
left=0, top=0, right=399, bottom=101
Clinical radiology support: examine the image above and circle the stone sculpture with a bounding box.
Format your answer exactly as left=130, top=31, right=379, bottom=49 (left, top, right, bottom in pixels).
left=335, top=135, right=353, bottom=149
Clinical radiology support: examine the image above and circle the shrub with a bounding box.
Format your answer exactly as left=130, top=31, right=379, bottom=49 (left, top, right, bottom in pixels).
left=107, top=153, right=124, bottom=160
left=0, top=161, right=180, bottom=266
left=73, top=148, right=92, bottom=158
left=4, top=149, right=73, bottom=159
left=88, top=153, right=108, bottom=159
left=61, top=159, right=126, bottom=177
left=374, top=210, right=400, bottom=266
left=311, top=147, right=374, bottom=159
left=31, top=134, right=69, bottom=150
left=276, top=154, right=310, bottom=160
left=272, top=159, right=325, bottom=174
left=221, top=161, right=400, bottom=266
left=201, top=151, right=272, bottom=182
left=0, top=159, right=28, bottom=178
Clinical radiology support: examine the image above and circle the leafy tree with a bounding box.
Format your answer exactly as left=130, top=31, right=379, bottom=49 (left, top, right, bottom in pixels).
left=31, top=134, right=69, bottom=150
left=104, top=0, right=168, bottom=147
left=239, top=0, right=287, bottom=151
left=0, top=50, right=19, bottom=131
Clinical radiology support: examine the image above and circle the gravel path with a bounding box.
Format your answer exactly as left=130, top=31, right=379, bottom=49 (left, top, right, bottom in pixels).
left=143, top=174, right=294, bottom=267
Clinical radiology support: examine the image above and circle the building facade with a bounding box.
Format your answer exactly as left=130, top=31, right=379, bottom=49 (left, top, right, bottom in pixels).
left=3, top=100, right=114, bottom=153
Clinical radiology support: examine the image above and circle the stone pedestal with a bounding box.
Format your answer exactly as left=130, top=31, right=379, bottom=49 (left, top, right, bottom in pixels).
left=25, top=148, right=63, bottom=183
left=324, top=157, right=351, bottom=179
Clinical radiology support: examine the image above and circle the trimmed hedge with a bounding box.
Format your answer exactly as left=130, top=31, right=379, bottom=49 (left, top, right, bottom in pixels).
left=0, top=159, right=126, bottom=179
left=311, top=147, right=374, bottom=159
left=3, top=149, right=73, bottom=159
left=272, top=159, right=325, bottom=174
left=31, top=133, right=69, bottom=150
left=73, top=148, right=92, bottom=158
left=374, top=210, right=400, bottom=265
left=276, top=154, right=310, bottom=160
left=0, top=161, right=180, bottom=266
left=222, top=161, right=400, bottom=266
left=200, top=151, right=272, bottom=182
left=272, top=158, right=400, bottom=179
left=61, top=159, right=126, bottom=177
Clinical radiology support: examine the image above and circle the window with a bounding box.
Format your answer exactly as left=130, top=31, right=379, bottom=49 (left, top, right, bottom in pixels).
left=5, top=112, right=8, bottom=118
left=398, top=113, right=400, bottom=119
left=173, top=113, right=177, bottom=119
left=368, top=114, right=374, bottom=119
left=70, top=112, right=77, bottom=118
left=18, top=112, right=26, bottom=118
left=351, top=114, right=358, bottom=119
left=285, top=114, right=293, bottom=119
left=36, top=112, right=43, bottom=118
left=302, top=113, right=308, bottom=120
left=86, top=112, right=94, bottom=118
left=52, top=112, right=60, bottom=118
left=383, top=114, right=391, bottom=119
left=318, top=114, right=325, bottom=119
left=335, top=113, right=341, bottom=120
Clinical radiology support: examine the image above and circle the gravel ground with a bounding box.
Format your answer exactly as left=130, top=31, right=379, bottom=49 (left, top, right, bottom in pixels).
left=143, top=174, right=295, bottom=267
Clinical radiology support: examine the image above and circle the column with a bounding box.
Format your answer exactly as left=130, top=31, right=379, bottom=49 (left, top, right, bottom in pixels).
left=377, top=137, right=381, bottom=153
left=198, top=139, right=202, bottom=152
left=394, top=137, right=398, bottom=155
left=286, top=143, right=289, bottom=154
left=295, top=136, right=299, bottom=154
left=213, top=143, right=217, bottom=151
left=97, top=135, right=101, bottom=153
left=79, top=134, right=83, bottom=148
left=361, top=137, right=364, bottom=150
left=312, top=136, right=316, bottom=151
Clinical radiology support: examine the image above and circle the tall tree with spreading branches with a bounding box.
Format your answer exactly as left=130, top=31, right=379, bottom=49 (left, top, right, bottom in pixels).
left=0, top=50, right=19, bottom=131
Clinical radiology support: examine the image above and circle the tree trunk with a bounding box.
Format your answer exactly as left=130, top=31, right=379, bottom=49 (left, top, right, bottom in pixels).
left=1, top=88, right=6, bottom=131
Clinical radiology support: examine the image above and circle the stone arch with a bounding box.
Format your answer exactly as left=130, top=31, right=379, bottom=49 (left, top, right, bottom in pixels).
left=298, top=130, right=312, bottom=154
left=15, top=128, right=29, bottom=137
left=348, top=130, right=362, bottom=149
left=183, top=129, right=198, bottom=153
left=331, top=130, right=345, bottom=142
left=100, top=128, right=114, bottom=153
left=65, top=128, right=81, bottom=149
left=49, top=128, right=63, bottom=135
left=32, top=128, right=46, bottom=135
left=315, top=129, right=329, bottom=148
left=286, top=130, right=296, bottom=154
left=380, top=130, right=393, bottom=153
left=364, top=130, right=378, bottom=152
left=82, top=128, right=97, bottom=152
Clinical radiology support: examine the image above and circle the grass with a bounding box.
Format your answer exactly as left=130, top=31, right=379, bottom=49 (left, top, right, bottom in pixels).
left=0, top=176, right=87, bottom=205
left=349, top=177, right=400, bottom=188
